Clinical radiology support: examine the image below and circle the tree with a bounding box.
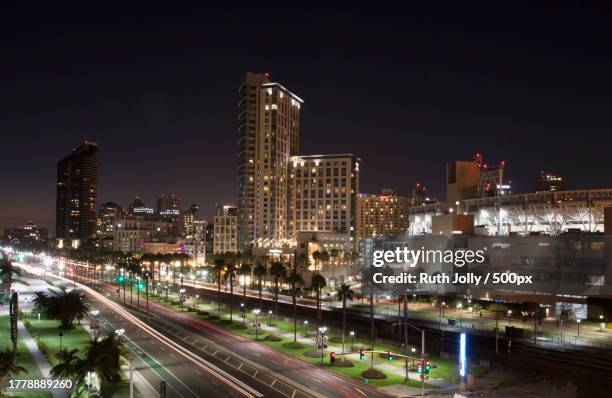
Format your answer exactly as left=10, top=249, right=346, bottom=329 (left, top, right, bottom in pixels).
left=336, top=283, right=355, bottom=353
left=286, top=269, right=304, bottom=343
left=239, top=263, right=252, bottom=298
left=312, top=251, right=321, bottom=272
left=51, top=331, right=125, bottom=395
left=50, top=348, right=80, bottom=379
left=0, top=256, right=27, bottom=299
left=0, top=347, right=27, bottom=385
left=213, top=255, right=225, bottom=311
left=269, top=261, right=286, bottom=323
left=311, top=273, right=327, bottom=342
left=223, top=254, right=237, bottom=321
left=33, top=289, right=89, bottom=328
left=253, top=261, right=267, bottom=309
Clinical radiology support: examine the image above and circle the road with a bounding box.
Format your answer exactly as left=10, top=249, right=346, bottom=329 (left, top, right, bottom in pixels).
left=19, top=258, right=390, bottom=398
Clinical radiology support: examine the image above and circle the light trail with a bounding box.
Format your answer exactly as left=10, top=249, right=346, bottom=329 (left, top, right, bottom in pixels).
left=20, top=262, right=263, bottom=398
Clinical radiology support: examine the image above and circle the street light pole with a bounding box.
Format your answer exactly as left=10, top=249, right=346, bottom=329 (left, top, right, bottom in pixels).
left=577, top=319, right=581, bottom=337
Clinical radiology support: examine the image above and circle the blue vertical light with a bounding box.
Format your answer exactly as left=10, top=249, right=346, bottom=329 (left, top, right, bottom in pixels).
left=459, top=332, right=467, bottom=378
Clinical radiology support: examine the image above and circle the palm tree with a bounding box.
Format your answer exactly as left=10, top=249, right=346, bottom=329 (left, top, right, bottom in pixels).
left=0, top=256, right=27, bottom=299
left=51, top=331, right=125, bottom=394
left=33, top=289, right=89, bottom=329
left=0, top=347, right=27, bottom=385
left=269, top=261, right=286, bottom=323
left=336, top=284, right=355, bottom=353
left=213, top=255, right=225, bottom=311
left=253, top=261, right=267, bottom=309
left=312, top=251, right=321, bottom=272
left=330, top=248, right=339, bottom=286
left=50, top=348, right=80, bottom=378
left=239, top=262, right=252, bottom=298
left=223, top=255, right=237, bottom=321
left=311, top=273, right=327, bottom=344
left=286, top=269, right=304, bottom=343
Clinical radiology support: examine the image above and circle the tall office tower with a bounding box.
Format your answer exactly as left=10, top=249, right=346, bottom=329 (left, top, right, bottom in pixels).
left=536, top=171, right=565, bottom=192
left=157, top=194, right=181, bottom=220
left=357, top=189, right=410, bottom=238
left=56, top=141, right=98, bottom=241
left=214, top=204, right=238, bottom=254
left=237, top=72, right=303, bottom=249
left=288, top=154, right=360, bottom=250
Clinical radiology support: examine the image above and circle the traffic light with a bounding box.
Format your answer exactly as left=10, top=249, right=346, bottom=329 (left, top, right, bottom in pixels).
left=137, top=281, right=145, bottom=290
left=359, top=348, right=365, bottom=360
left=386, top=351, right=393, bottom=361
left=417, top=362, right=423, bottom=374
left=330, top=352, right=336, bottom=363
left=424, top=360, right=431, bottom=374
left=117, top=275, right=125, bottom=283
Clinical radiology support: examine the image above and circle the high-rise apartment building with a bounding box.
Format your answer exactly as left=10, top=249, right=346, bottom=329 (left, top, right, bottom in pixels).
left=56, top=141, right=98, bottom=241
left=357, top=189, right=409, bottom=238
left=237, top=72, right=303, bottom=249
left=288, top=154, right=360, bottom=250
left=214, top=204, right=238, bottom=254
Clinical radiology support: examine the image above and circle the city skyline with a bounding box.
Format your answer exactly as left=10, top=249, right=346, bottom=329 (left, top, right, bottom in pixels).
left=5, top=4, right=612, bottom=233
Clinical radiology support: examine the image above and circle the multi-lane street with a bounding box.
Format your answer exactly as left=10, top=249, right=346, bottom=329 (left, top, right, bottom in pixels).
left=19, top=256, right=389, bottom=398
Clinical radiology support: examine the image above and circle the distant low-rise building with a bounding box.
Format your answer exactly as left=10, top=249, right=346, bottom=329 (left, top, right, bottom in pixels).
left=357, top=189, right=409, bottom=238
left=4, top=220, right=48, bottom=249
left=113, top=216, right=166, bottom=252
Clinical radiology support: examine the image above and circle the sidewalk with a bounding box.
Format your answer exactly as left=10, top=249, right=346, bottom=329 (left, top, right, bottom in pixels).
left=17, top=320, right=66, bottom=398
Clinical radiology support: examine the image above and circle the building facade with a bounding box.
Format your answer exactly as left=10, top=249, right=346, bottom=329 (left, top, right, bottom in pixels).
left=288, top=154, right=359, bottom=250
left=56, top=141, right=98, bottom=241
left=96, top=202, right=122, bottom=249
left=214, top=204, right=238, bottom=254
left=113, top=216, right=166, bottom=252
left=237, top=72, right=303, bottom=249
left=182, top=203, right=199, bottom=238
left=536, top=171, right=565, bottom=192
left=4, top=220, right=48, bottom=249
left=357, top=189, right=409, bottom=238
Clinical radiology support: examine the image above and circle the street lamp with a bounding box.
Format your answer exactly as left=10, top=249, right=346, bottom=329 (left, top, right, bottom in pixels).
left=253, top=309, right=261, bottom=340
left=268, top=310, right=273, bottom=326
left=90, top=310, right=100, bottom=340
left=577, top=319, right=581, bottom=337
left=240, top=303, right=245, bottom=327
left=507, top=310, right=512, bottom=326
left=318, top=327, right=327, bottom=366
left=457, top=302, right=463, bottom=327
left=350, top=331, right=355, bottom=351
left=303, top=320, right=309, bottom=337
left=600, top=315, right=605, bottom=332
left=195, top=294, right=200, bottom=308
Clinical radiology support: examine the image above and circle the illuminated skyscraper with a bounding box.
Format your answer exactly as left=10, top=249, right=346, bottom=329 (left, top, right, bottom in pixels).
left=237, top=72, right=303, bottom=249
left=56, top=141, right=98, bottom=241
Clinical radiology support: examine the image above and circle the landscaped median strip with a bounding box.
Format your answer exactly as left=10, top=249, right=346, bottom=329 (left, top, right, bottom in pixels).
left=144, top=292, right=461, bottom=389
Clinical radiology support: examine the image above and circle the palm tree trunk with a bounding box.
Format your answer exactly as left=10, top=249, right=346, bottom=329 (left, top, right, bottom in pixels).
left=293, top=288, right=297, bottom=343
left=342, top=297, right=346, bottom=353
left=370, top=282, right=374, bottom=368
left=258, top=278, right=263, bottom=308
left=229, top=278, right=233, bottom=321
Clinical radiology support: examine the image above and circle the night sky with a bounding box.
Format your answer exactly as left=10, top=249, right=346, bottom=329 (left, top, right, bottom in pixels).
left=4, top=4, right=612, bottom=233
